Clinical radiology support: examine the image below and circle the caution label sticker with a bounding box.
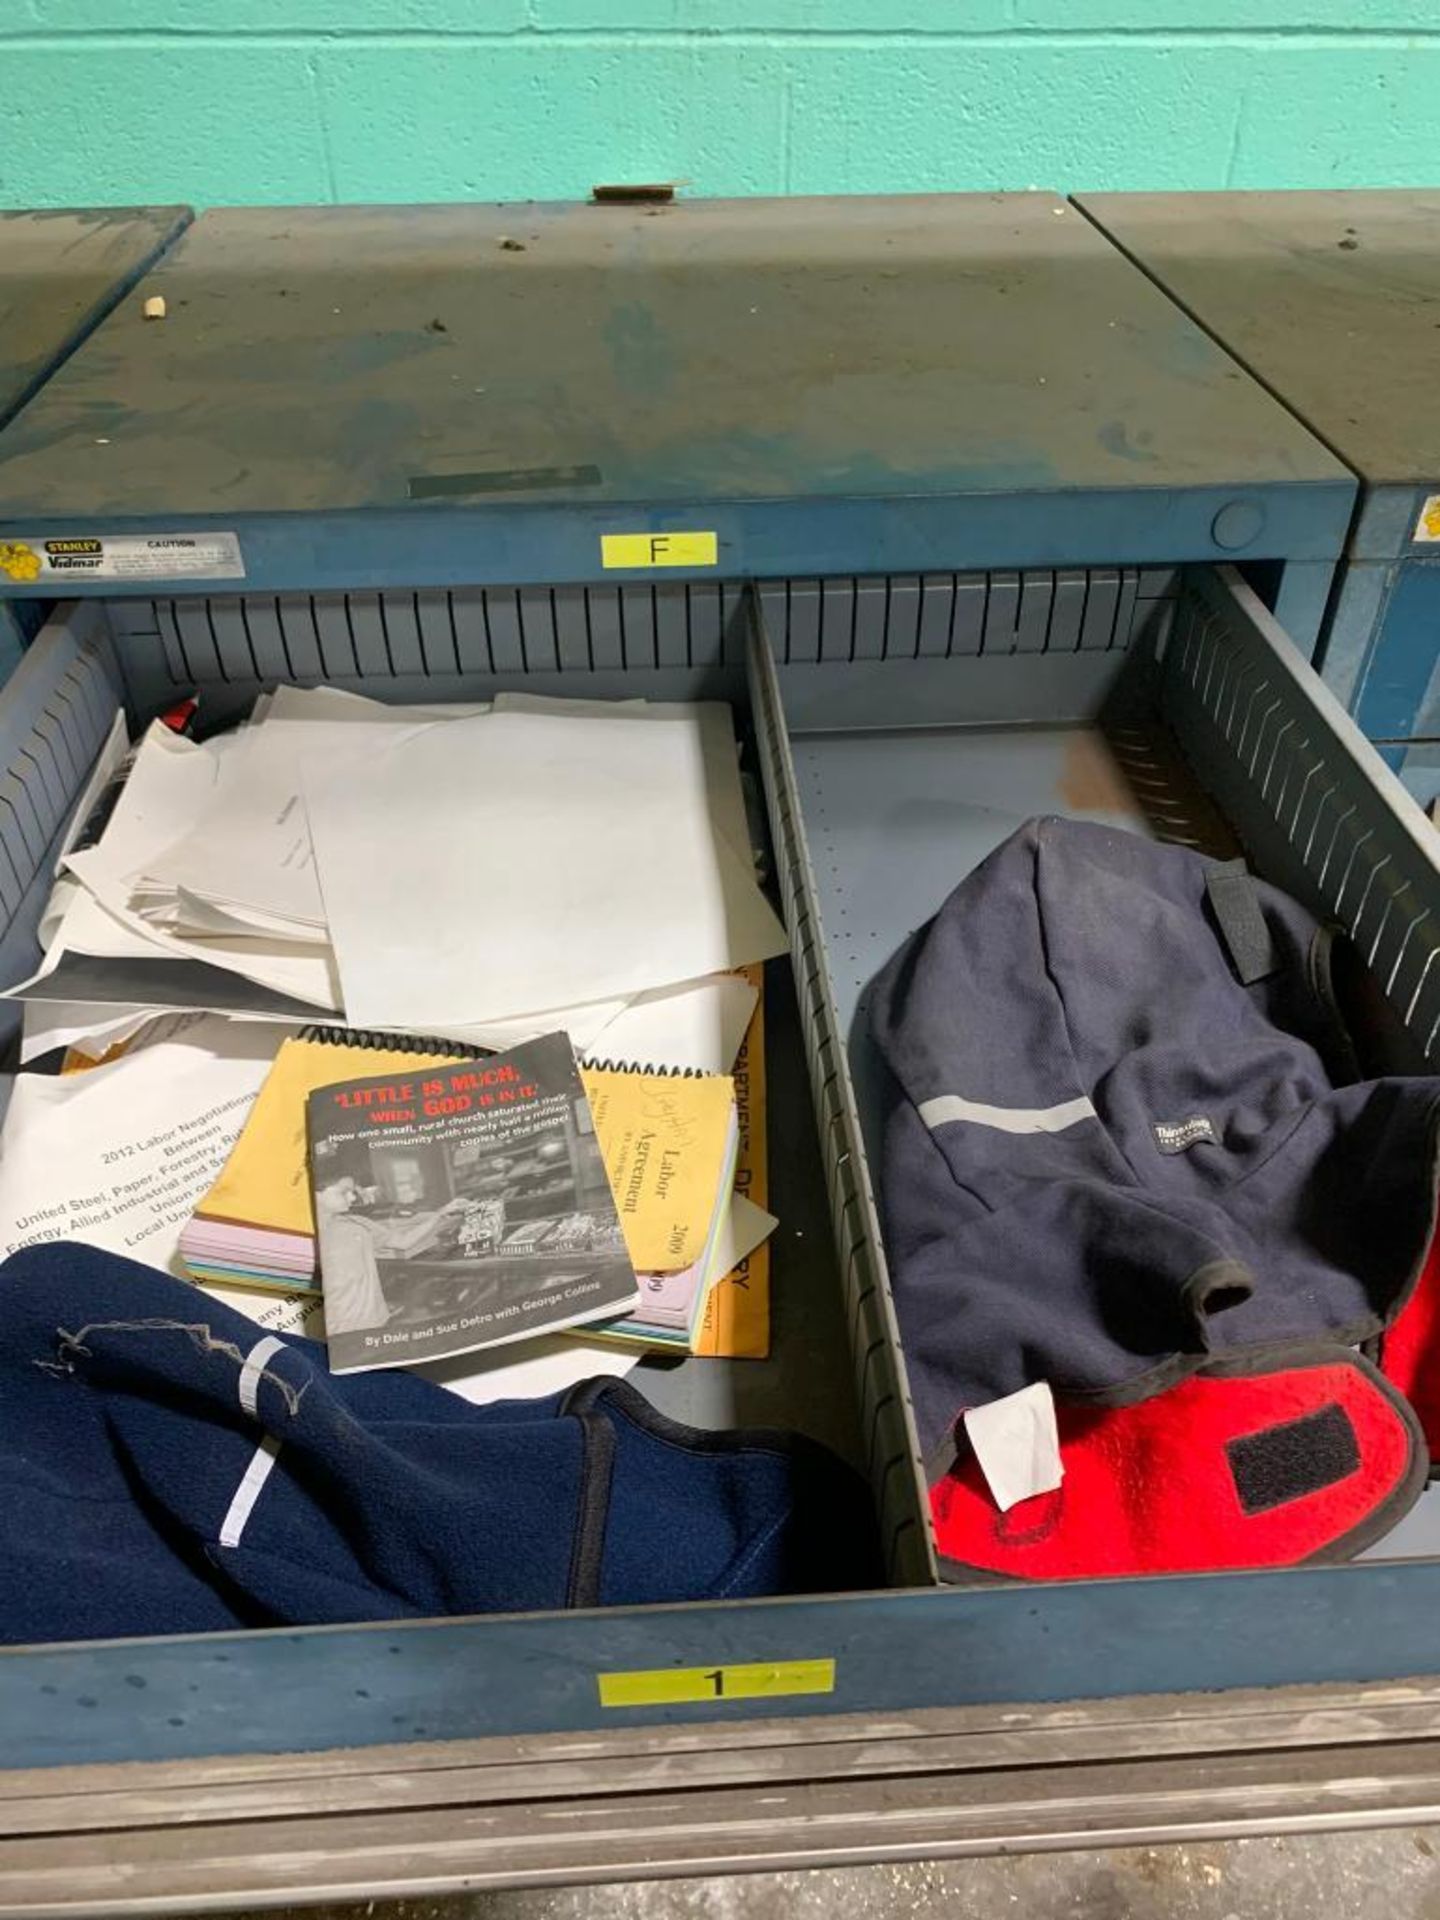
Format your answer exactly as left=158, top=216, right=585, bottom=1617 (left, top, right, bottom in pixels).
left=1414, top=495, right=1440, bottom=543
left=0, top=532, right=245, bottom=584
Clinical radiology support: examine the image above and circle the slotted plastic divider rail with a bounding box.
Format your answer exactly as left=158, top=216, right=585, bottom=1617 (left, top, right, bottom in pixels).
left=745, top=594, right=935, bottom=1589
left=102, top=567, right=1164, bottom=716
left=757, top=567, right=1161, bottom=663
left=1164, top=567, right=1440, bottom=1069
left=0, top=605, right=124, bottom=1050
left=110, top=583, right=750, bottom=698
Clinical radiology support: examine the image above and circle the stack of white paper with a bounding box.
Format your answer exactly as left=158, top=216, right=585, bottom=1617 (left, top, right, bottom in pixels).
left=133, top=686, right=492, bottom=941
left=9, top=686, right=782, bottom=1079
left=304, top=698, right=787, bottom=1032
left=15, top=722, right=344, bottom=1020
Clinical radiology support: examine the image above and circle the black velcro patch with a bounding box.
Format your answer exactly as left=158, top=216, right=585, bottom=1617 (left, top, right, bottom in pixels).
left=1206, top=860, right=1279, bottom=985
left=1226, top=1402, right=1360, bottom=1514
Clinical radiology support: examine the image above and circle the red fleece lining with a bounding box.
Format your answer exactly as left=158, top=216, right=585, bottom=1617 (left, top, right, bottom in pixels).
left=933, top=1357, right=1418, bottom=1579
left=1381, top=1230, right=1440, bottom=1461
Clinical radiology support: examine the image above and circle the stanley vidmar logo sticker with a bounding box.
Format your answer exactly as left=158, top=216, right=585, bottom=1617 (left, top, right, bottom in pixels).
left=0, top=542, right=41, bottom=583
left=0, top=533, right=245, bottom=582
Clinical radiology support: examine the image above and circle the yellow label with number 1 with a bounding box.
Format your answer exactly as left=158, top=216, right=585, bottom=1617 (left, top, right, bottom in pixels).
left=598, top=1658, right=835, bottom=1708
left=600, top=530, right=718, bottom=570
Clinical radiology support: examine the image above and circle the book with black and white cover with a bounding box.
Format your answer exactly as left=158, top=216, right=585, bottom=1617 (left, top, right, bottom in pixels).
left=308, top=1030, right=638, bottom=1375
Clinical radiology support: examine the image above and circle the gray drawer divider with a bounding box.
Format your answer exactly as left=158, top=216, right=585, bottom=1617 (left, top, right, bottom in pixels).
left=0, top=603, right=126, bottom=1068
left=746, top=589, right=936, bottom=1589
left=1163, top=567, right=1440, bottom=1068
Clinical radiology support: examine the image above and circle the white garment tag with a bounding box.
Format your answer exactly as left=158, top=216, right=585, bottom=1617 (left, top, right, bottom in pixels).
left=963, top=1382, right=1064, bottom=1512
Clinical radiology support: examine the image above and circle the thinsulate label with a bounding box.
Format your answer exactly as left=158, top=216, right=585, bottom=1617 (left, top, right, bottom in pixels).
left=0, top=532, right=245, bottom=584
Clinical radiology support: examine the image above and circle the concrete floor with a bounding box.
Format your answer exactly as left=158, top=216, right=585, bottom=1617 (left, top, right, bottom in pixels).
left=260, top=1829, right=1440, bottom=1920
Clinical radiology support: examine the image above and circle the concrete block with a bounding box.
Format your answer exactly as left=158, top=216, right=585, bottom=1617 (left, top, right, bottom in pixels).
left=24, top=1, right=530, bottom=28
left=0, top=45, right=331, bottom=205
left=1016, top=1, right=1423, bottom=22
left=531, top=1, right=1012, bottom=29
left=313, top=40, right=787, bottom=201
left=3, top=11, right=1439, bottom=210
left=785, top=45, right=1237, bottom=194
left=1228, top=45, right=1440, bottom=186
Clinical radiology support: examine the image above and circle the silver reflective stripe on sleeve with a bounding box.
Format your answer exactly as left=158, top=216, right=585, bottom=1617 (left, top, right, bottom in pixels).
left=217, top=1434, right=281, bottom=1550
left=917, top=1093, right=1098, bottom=1135
left=238, top=1333, right=287, bottom=1417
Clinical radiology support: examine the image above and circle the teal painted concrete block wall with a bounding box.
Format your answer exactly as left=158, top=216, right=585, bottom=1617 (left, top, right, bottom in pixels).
left=1, top=3, right=1437, bottom=207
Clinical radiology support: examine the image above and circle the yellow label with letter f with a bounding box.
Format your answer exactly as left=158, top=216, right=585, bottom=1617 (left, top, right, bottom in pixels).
left=601, top=530, right=718, bottom=569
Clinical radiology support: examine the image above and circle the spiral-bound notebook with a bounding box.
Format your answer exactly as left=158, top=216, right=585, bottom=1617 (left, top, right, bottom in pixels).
left=182, top=1022, right=745, bottom=1301
left=578, top=965, right=773, bottom=1358
left=180, top=1029, right=474, bottom=1294
left=302, top=1026, right=488, bottom=1058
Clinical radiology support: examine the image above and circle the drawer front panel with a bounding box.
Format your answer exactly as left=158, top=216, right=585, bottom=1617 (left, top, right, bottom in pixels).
left=1355, top=560, right=1440, bottom=745
left=2, top=566, right=1440, bottom=1878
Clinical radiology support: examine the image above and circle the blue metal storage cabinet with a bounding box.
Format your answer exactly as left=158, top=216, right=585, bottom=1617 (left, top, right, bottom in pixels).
left=0, top=195, right=1350, bottom=630
left=0, top=206, right=191, bottom=665
left=1078, top=191, right=1440, bottom=800
left=0, top=207, right=191, bottom=436
left=5, top=195, right=1440, bottom=1905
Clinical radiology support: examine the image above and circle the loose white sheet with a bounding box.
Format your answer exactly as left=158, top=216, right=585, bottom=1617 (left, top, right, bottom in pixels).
left=141, top=686, right=492, bottom=932
left=492, top=693, right=754, bottom=871
left=583, top=973, right=758, bottom=1076
left=9, top=723, right=342, bottom=1012
left=706, top=1190, right=778, bottom=1280
left=0, top=1015, right=289, bottom=1272
left=52, top=864, right=342, bottom=1010
left=963, top=1382, right=1064, bottom=1513
left=152, top=887, right=324, bottom=943
left=52, top=708, right=128, bottom=872
left=390, top=995, right=633, bottom=1055
left=69, top=723, right=220, bottom=878
left=20, top=1000, right=179, bottom=1066
left=307, top=707, right=787, bottom=1029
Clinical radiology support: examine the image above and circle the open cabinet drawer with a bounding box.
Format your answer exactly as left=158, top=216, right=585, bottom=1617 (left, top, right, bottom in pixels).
left=3, top=562, right=1440, bottom=1911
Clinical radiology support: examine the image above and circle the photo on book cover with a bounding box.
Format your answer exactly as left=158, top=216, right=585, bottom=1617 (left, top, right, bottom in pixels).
left=307, top=1032, right=637, bottom=1374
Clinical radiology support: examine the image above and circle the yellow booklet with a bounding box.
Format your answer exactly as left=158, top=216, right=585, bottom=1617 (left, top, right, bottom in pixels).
left=580, top=1065, right=736, bottom=1274
left=195, top=1036, right=465, bottom=1238
left=186, top=1033, right=735, bottom=1295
